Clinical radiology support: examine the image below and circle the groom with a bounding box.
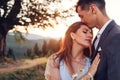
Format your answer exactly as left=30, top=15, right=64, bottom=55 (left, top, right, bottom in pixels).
left=76, top=0, right=120, bottom=80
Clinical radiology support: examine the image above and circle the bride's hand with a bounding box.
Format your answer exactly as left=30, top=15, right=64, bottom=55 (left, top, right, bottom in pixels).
left=79, top=53, right=100, bottom=80
left=89, top=53, right=100, bottom=76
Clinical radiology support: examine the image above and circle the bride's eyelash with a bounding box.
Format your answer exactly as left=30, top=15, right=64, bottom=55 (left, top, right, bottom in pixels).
left=83, top=31, right=87, bottom=33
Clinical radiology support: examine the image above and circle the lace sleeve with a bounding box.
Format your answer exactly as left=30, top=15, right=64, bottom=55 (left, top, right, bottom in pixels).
left=44, top=54, right=60, bottom=80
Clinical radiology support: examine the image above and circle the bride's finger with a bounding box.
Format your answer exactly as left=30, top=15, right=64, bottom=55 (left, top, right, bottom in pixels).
left=92, top=53, right=100, bottom=66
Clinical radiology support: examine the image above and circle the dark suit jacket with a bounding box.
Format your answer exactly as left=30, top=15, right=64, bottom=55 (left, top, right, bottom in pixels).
left=92, top=20, right=120, bottom=80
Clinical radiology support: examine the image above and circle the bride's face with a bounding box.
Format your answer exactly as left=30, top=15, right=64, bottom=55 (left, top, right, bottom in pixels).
left=73, top=25, right=93, bottom=48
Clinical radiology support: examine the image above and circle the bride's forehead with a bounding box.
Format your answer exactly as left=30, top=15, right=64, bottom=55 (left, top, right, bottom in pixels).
left=80, top=25, right=90, bottom=29
left=78, top=25, right=92, bottom=32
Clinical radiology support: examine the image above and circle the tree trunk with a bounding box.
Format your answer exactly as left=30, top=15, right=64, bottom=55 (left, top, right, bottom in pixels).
left=0, top=24, right=8, bottom=63
left=0, top=34, right=6, bottom=62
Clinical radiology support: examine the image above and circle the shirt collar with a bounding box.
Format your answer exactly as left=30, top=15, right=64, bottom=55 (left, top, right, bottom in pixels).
left=97, top=19, right=112, bottom=35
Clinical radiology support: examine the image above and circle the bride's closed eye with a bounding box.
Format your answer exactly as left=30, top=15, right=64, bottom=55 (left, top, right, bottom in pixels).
left=83, top=31, right=87, bottom=33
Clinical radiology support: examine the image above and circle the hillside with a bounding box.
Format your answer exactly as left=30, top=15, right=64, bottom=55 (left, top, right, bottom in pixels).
left=6, top=32, right=45, bottom=59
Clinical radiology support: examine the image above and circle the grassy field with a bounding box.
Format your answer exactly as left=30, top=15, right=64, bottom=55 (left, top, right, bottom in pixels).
left=0, top=63, right=46, bottom=80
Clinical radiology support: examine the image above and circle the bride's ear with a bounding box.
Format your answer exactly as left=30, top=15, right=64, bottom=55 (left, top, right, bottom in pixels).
left=70, top=32, right=75, bottom=40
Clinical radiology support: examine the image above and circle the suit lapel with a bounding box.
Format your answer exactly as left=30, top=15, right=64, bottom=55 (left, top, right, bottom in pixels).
left=98, top=20, right=115, bottom=48
left=92, top=20, right=115, bottom=60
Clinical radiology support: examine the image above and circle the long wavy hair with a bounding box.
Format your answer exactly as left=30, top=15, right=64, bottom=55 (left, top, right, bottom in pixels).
left=55, top=21, right=92, bottom=75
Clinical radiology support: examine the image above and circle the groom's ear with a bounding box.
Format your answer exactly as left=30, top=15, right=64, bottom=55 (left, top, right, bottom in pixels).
left=89, top=4, right=97, bottom=14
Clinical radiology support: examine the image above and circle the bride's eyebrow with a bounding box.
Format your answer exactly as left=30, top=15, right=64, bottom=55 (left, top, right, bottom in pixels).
left=83, top=28, right=92, bottom=32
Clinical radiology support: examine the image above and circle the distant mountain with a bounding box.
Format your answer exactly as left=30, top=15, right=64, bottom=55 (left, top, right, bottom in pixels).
left=8, top=32, right=46, bottom=40
left=6, top=32, right=45, bottom=59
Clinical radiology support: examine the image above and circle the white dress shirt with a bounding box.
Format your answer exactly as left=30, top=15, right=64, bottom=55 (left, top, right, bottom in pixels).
left=94, top=19, right=112, bottom=49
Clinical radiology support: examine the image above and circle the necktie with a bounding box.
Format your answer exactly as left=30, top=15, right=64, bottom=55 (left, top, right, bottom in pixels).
left=94, top=33, right=101, bottom=49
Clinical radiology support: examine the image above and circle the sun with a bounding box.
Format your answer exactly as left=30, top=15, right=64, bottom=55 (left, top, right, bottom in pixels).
left=31, top=0, right=79, bottom=39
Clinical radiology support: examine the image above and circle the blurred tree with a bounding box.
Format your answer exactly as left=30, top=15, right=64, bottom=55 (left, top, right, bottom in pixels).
left=0, top=0, right=75, bottom=62
left=25, top=48, right=35, bottom=59
left=42, top=38, right=61, bottom=56
left=42, top=40, right=47, bottom=56
left=7, top=48, right=16, bottom=60
left=47, top=38, right=61, bottom=52
left=33, top=43, right=41, bottom=56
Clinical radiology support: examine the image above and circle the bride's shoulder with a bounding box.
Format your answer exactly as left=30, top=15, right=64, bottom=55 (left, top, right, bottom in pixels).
left=47, top=53, right=60, bottom=68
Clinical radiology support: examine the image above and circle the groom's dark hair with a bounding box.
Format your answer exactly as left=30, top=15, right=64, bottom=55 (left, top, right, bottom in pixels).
left=76, top=0, right=105, bottom=12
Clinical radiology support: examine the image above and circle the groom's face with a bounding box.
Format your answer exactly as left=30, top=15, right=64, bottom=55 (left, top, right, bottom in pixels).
left=77, top=5, right=97, bottom=29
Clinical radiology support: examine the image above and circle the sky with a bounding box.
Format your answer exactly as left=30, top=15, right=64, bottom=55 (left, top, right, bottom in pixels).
left=106, top=0, right=120, bottom=25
